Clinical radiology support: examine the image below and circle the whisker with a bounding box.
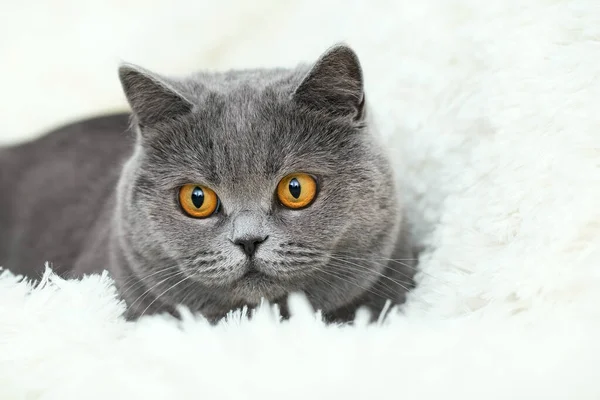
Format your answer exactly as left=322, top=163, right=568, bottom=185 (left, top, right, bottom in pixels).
left=328, top=259, right=448, bottom=298
left=327, top=262, right=410, bottom=299
left=377, top=299, right=393, bottom=325
left=120, top=265, right=178, bottom=289
left=141, top=274, right=194, bottom=317
left=332, top=252, right=448, bottom=286
left=127, top=269, right=187, bottom=310
left=313, top=263, right=401, bottom=301
left=376, top=258, right=451, bottom=287
left=177, top=283, right=200, bottom=310
left=120, top=271, right=175, bottom=301
left=328, top=255, right=413, bottom=292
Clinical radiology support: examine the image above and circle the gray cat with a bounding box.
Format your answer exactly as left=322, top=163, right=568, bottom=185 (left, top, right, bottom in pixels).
left=0, top=45, right=415, bottom=322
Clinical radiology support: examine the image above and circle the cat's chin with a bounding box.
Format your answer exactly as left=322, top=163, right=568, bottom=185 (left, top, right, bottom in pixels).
left=187, top=259, right=303, bottom=304
left=229, top=269, right=290, bottom=304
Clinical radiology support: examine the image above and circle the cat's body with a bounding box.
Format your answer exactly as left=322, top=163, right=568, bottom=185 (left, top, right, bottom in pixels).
left=0, top=45, right=416, bottom=322
left=0, top=115, right=132, bottom=278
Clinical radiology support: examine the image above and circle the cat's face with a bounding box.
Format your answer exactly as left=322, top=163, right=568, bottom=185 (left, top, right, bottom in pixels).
left=117, top=45, right=401, bottom=317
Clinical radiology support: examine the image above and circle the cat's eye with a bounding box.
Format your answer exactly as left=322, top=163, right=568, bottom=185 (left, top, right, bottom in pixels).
left=179, top=184, right=220, bottom=218
left=277, top=173, right=317, bottom=209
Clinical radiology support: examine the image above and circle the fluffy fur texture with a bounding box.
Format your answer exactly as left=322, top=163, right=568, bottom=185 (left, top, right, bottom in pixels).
left=1, top=0, right=599, bottom=398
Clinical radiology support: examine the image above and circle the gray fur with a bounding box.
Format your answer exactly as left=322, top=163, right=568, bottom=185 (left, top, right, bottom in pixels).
left=0, top=45, right=416, bottom=322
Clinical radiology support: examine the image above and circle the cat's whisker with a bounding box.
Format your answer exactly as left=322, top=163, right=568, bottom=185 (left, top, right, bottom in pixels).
left=177, top=282, right=204, bottom=310
left=311, top=262, right=401, bottom=301
left=332, top=249, right=416, bottom=261
left=120, top=268, right=180, bottom=300
left=332, top=252, right=448, bottom=286
left=327, top=255, right=413, bottom=291
left=140, top=274, right=195, bottom=318
left=327, top=258, right=413, bottom=295
left=120, top=265, right=178, bottom=288
left=270, top=262, right=318, bottom=274
left=328, top=270, right=398, bottom=301
left=127, top=269, right=187, bottom=310
left=302, top=271, right=349, bottom=303
left=385, top=258, right=451, bottom=285
left=328, top=259, right=450, bottom=298
left=326, top=264, right=409, bottom=300
left=333, top=259, right=414, bottom=290
left=330, top=255, right=418, bottom=284
left=331, top=270, right=409, bottom=299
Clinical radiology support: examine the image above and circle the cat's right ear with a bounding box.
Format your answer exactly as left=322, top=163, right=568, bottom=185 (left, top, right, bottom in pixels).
left=293, top=44, right=365, bottom=121
left=118, top=64, right=194, bottom=127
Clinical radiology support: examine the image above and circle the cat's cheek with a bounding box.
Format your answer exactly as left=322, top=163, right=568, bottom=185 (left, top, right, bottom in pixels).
left=272, top=216, right=343, bottom=249
left=145, top=214, right=225, bottom=258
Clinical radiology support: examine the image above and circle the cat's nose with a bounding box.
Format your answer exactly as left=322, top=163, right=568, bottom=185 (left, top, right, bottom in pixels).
left=233, top=235, right=268, bottom=257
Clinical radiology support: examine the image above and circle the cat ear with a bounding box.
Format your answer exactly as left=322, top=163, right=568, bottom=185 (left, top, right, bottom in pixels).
left=118, top=63, right=194, bottom=126
left=293, top=44, right=365, bottom=121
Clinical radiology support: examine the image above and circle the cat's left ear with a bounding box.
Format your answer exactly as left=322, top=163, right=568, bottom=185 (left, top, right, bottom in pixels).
left=293, top=44, right=365, bottom=121
left=118, top=63, right=194, bottom=127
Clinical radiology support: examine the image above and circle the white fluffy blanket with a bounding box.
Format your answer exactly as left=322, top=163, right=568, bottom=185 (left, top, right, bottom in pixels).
left=1, top=1, right=599, bottom=398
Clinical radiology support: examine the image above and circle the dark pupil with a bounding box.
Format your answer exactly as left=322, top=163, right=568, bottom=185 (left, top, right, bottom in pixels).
left=191, top=187, right=204, bottom=208
left=289, top=178, right=301, bottom=199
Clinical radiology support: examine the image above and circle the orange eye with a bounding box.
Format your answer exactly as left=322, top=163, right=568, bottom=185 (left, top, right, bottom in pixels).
left=277, top=173, right=317, bottom=209
left=179, top=184, right=220, bottom=218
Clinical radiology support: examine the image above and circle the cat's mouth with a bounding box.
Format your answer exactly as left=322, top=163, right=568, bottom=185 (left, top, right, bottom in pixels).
left=240, top=261, right=275, bottom=283
left=242, top=268, right=265, bottom=280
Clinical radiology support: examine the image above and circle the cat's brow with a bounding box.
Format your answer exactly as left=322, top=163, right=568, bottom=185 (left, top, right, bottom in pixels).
left=277, top=158, right=340, bottom=177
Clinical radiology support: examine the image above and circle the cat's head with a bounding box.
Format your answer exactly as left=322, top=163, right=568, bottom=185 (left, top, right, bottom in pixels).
left=116, top=45, right=402, bottom=318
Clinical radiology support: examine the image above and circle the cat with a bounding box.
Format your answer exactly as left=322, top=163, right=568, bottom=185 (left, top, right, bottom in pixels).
left=0, top=44, right=416, bottom=322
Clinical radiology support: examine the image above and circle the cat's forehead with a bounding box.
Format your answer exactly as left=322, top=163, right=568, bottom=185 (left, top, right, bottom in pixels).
left=184, top=68, right=305, bottom=139
left=148, top=113, right=356, bottom=192
left=189, top=67, right=306, bottom=92
left=192, top=94, right=340, bottom=181
left=144, top=70, right=365, bottom=188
